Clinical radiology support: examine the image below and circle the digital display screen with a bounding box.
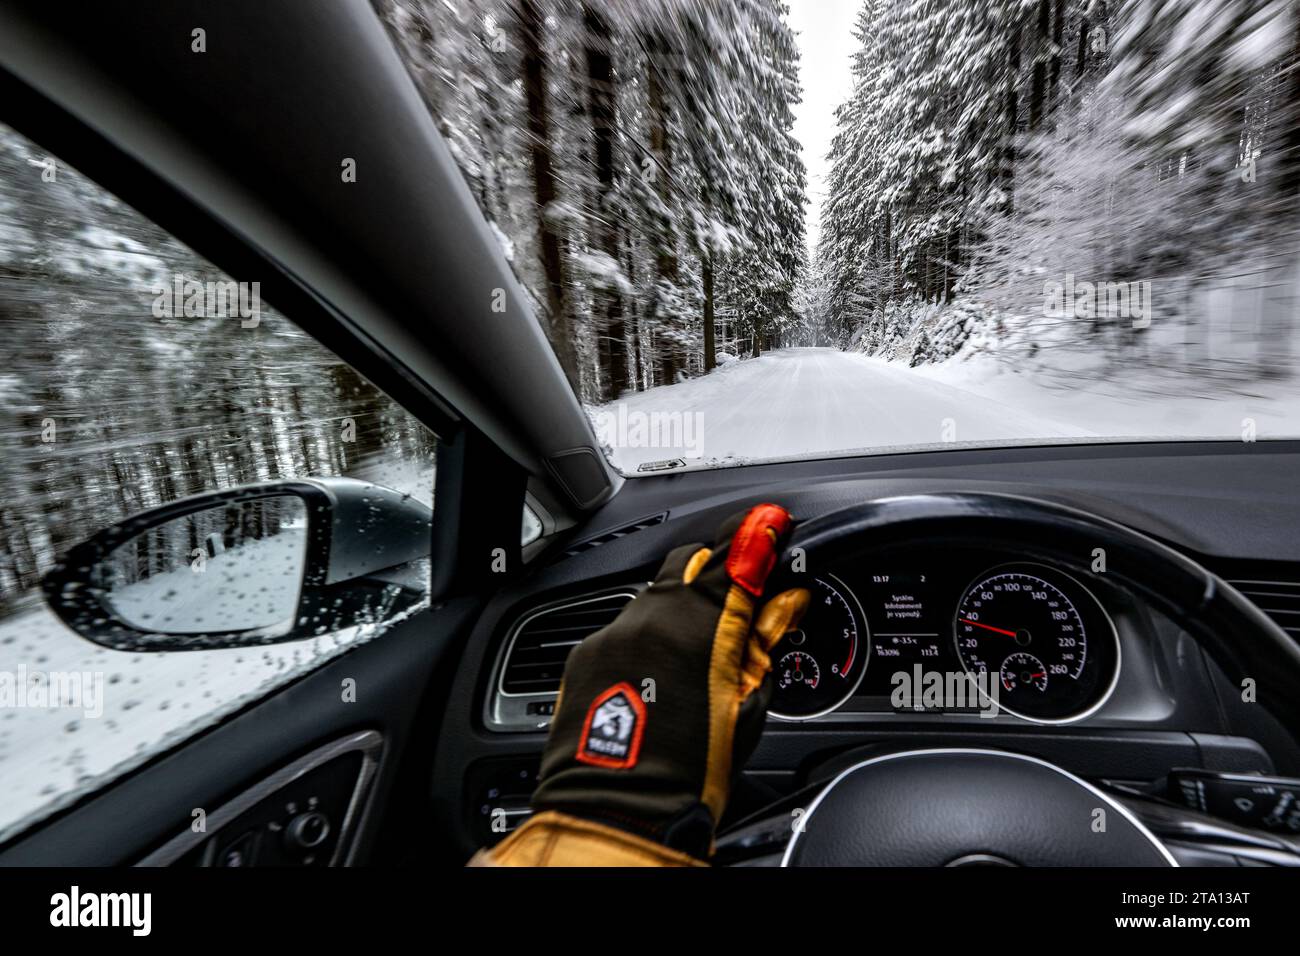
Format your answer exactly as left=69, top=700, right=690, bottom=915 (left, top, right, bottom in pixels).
left=864, top=571, right=944, bottom=668
left=855, top=568, right=972, bottom=702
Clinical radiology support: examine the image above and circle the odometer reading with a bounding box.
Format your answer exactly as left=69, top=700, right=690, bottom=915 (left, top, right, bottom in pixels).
left=954, top=565, right=1115, bottom=722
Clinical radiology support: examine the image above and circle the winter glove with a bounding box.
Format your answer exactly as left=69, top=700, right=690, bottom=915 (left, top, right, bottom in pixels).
left=479, top=503, right=809, bottom=866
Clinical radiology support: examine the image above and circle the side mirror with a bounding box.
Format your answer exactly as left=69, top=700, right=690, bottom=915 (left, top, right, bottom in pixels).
left=42, top=478, right=432, bottom=652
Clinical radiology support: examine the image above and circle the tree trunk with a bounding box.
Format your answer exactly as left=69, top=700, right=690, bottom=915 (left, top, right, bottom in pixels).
left=520, top=0, right=579, bottom=389
left=883, top=208, right=898, bottom=303
left=1049, top=0, right=1064, bottom=108
left=1274, top=17, right=1300, bottom=206
left=584, top=6, right=629, bottom=401
left=623, top=239, right=644, bottom=389
left=1261, top=16, right=1300, bottom=377
left=647, top=30, right=681, bottom=385
left=1076, top=15, right=1090, bottom=79
left=1029, top=0, right=1049, bottom=131
left=1004, top=29, right=1020, bottom=209
left=702, top=254, right=716, bottom=372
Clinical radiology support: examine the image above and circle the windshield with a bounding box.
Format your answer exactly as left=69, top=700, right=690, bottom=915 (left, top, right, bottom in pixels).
left=380, top=0, right=1300, bottom=473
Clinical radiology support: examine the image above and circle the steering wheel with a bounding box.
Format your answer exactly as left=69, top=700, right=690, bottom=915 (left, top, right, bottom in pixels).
left=766, top=492, right=1300, bottom=867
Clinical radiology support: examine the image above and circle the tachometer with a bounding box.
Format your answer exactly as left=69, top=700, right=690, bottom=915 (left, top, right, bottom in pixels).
left=769, top=574, right=868, bottom=720
left=953, top=564, right=1118, bottom=723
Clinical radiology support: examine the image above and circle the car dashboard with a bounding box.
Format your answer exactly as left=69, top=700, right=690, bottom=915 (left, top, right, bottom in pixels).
left=431, top=441, right=1300, bottom=864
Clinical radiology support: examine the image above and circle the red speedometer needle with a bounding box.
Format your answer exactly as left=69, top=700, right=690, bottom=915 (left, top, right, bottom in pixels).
left=960, top=618, right=1017, bottom=637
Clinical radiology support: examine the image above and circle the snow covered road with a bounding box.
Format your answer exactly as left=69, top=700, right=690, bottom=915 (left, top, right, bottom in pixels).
left=598, top=347, right=1298, bottom=472
left=599, top=348, right=1092, bottom=471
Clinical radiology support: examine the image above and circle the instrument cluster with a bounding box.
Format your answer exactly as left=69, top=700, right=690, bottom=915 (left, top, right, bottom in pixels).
left=768, top=553, right=1120, bottom=724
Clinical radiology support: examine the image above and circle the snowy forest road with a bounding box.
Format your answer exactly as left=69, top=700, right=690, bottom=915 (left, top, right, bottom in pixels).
left=601, top=348, right=1091, bottom=471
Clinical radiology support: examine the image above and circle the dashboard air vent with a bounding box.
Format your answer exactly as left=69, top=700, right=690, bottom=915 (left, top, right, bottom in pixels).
left=499, top=591, right=638, bottom=696
left=562, top=513, right=667, bottom=558
left=1226, top=577, right=1300, bottom=642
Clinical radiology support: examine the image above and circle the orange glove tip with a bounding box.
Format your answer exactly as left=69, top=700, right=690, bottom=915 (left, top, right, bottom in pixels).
left=726, top=503, right=794, bottom=597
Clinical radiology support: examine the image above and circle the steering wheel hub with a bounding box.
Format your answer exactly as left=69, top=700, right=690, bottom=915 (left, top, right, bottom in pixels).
left=781, top=749, right=1177, bottom=867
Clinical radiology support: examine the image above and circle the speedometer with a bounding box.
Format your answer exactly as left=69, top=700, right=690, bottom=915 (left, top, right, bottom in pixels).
left=953, top=564, right=1119, bottom=723
left=769, top=574, right=868, bottom=720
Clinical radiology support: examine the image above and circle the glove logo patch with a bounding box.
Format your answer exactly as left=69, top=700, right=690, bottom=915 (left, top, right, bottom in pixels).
left=576, top=682, right=645, bottom=769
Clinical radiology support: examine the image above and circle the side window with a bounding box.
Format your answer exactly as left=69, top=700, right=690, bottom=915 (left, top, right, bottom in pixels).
left=0, top=123, right=437, bottom=842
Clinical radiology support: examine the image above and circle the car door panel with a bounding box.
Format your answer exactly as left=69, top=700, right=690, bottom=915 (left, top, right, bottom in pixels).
left=0, top=598, right=480, bottom=866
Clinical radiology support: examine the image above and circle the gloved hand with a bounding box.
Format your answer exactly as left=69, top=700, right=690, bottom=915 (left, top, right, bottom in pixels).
left=480, top=503, right=809, bottom=866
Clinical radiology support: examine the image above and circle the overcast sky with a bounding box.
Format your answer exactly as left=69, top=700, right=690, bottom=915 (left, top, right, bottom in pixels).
left=785, top=0, right=860, bottom=257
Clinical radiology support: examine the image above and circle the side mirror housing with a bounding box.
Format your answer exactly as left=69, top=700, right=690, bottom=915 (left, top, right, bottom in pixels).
left=42, top=478, right=432, bottom=652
